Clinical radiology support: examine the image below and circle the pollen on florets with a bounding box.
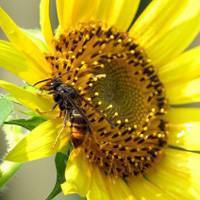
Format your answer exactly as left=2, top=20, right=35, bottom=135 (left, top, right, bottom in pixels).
left=45, top=22, right=168, bottom=178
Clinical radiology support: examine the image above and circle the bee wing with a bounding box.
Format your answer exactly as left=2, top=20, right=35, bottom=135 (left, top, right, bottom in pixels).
left=65, top=95, right=92, bottom=133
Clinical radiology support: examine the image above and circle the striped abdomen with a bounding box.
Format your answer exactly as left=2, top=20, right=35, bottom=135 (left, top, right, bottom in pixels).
left=70, top=113, right=89, bottom=148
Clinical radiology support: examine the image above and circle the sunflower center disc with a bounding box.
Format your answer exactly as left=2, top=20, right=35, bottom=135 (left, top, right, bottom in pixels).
left=45, top=22, right=168, bottom=178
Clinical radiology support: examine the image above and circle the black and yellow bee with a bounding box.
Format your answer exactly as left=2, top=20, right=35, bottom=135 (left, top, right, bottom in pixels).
left=34, top=76, right=113, bottom=148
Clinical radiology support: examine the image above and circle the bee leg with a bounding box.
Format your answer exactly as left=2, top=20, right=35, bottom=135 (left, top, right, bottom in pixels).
left=52, top=110, right=68, bottom=149
left=51, top=103, right=58, bottom=110
left=35, top=108, right=51, bottom=115
left=36, top=105, right=57, bottom=116
left=55, top=109, right=63, bottom=118
left=51, top=127, right=64, bottom=149
left=58, top=110, right=62, bottom=118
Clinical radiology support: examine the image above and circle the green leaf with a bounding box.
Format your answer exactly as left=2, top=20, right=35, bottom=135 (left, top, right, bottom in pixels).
left=0, top=95, right=13, bottom=126
left=4, top=116, right=46, bottom=130
left=46, top=151, right=70, bottom=200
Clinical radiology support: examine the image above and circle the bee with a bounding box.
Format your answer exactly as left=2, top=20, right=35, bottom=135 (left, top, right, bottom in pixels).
left=34, top=76, right=114, bottom=148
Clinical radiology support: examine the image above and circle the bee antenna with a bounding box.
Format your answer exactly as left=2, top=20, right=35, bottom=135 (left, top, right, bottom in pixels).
left=33, top=78, right=52, bottom=86
left=34, top=70, right=69, bottom=86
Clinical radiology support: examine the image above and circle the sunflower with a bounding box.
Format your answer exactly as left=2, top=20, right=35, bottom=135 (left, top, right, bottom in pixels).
left=0, top=0, right=200, bottom=199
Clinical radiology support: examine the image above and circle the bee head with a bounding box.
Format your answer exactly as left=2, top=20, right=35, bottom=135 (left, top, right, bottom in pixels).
left=47, top=77, right=63, bottom=90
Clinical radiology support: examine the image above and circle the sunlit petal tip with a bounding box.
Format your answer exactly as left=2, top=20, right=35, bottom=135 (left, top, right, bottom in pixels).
left=5, top=120, right=68, bottom=162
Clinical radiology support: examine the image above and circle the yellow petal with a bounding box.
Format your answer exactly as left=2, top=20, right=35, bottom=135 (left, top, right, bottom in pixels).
left=89, top=165, right=135, bottom=200
left=159, top=46, right=200, bottom=84
left=129, top=176, right=170, bottom=200
left=169, top=123, right=200, bottom=151
left=56, top=0, right=140, bottom=32
left=40, top=0, right=54, bottom=50
left=56, top=0, right=65, bottom=31
left=23, top=29, right=48, bottom=52
left=130, top=0, right=189, bottom=45
left=166, top=77, right=200, bottom=104
left=167, top=108, right=200, bottom=124
left=87, top=168, right=136, bottom=200
left=0, top=40, right=49, bottom=84
left=62, top=149, right=120, bottom=200
left=147, top=148, right=200, bottom=199
left=130, top=0, right=200, bottom=66
left=57, top=0, right=140, bottom=31
left=0, top=80, right=54, bottom=115
left=87, top=167, right=111, bottom=200
left=61, top=149, right=92, bottom=197
left=0, top=7, right=51, bottom=74
left=56, top=0, right=100, bottom=32
left=5, top=119, right=68, bottom=162
left=107, top=177, right=136, bottom=200
left=146, top=2, right=200, bottom=66
left=167, top=108, right=200, bottom=151
left=147, top=15, right=200, bottom=66
left=95, top=0, right=140, bottom=31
